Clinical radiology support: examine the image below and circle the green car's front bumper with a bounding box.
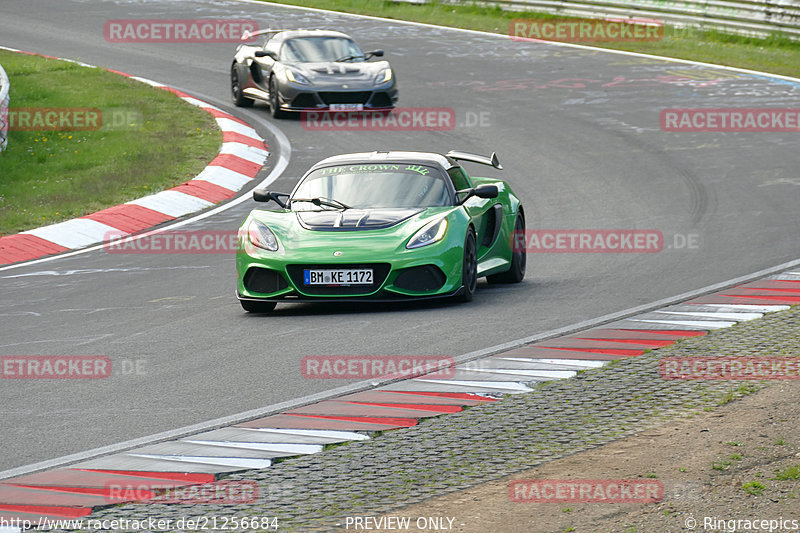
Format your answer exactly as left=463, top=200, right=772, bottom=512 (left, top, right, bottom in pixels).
left=236, top=209, right=469, bottom=303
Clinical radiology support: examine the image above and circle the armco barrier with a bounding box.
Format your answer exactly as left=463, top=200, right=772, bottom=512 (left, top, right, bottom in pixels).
left=407, top=0, right=800, bottom=38
left=0, top=62, right=8, bottom=154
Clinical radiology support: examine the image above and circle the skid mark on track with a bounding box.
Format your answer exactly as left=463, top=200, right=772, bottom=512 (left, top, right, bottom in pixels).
left=148, top=296, right=196, bottom=303
left=0, top=334, right=114, bottom=348
left=1, top=266, right=210, bottom=279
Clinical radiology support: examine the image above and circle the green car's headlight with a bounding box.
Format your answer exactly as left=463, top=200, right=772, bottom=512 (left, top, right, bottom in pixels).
left=374, top=68, right=392, bottom=85
left=407, top=218, right=448, bottom=249
left=285, top=69, right=309, bottom=85
left=247, top=220, right=279, bottom=251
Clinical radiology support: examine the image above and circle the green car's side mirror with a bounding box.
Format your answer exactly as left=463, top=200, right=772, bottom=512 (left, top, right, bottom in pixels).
left=253, top=189, right=288, bottom=208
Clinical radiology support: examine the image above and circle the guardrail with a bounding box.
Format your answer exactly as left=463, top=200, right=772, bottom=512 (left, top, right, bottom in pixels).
left=410, top=0, right=800, bottom=38
left=0, top=62, right=8, bottom=154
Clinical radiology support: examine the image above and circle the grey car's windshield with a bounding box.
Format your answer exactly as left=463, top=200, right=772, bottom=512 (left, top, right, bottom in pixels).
left=280, top=37, right=364, bottom=63
left=291, top=164, right=451, bottom=210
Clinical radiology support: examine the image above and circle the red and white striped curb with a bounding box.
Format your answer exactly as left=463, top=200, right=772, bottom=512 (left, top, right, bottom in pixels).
left=0, top=47, right=269, bottom=265
left=0, top=270, right=797, bottom=524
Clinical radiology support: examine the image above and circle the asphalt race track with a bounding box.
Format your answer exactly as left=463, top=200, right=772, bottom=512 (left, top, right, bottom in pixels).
left=1, top=0, right=799, bottom=474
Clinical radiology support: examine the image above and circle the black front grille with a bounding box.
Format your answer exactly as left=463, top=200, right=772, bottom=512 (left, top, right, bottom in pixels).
left=287, top=263, right=391, bottom=295
left=393, top=265, right=447, bottom=292
left=291, top=93, right=318, bottom=108
left=244, top=267, right=289, bottom=294
left=319, top=91, right=371, bottom=105
left=369, top=92, right=393, bottom=108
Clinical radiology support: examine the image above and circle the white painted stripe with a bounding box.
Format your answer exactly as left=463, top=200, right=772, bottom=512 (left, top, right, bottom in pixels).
left=240, top=428, right=370, bottom=441
left=193, top=165, right=253, bottom=191
left=216, top=117, right=258, bottom=137
left=700, top=304, right=791, bottom=312
left=182, top=440, right=323, bottom=454
left=128, top=190, right=213, bottom=218
left=23, top=218, right=121, bottom=249
left=656, top=310, right=762, bottom=321
left=128, top=453, right=271, bottom=469
left=415, top=379, right=532, bottom=393
left=499, top=357, right=607, bottom=368
left=220, top=142, right=269, bottom=164
left=458, top=368, right=576, bottom=379
left=181, top=97, right=222, bottom=111
left=631, top=319, right=736, bottom=329
left=129, top=76, right=164, bottom=87
left=60, top=58, right=96, bottom=68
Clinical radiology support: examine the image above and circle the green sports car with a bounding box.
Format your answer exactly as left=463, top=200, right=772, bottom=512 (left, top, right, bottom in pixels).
left=236, top=150, right=525, bottom=312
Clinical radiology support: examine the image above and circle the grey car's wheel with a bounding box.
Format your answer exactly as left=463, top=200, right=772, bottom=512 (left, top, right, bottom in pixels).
left=231, top=64, right=254, bottom=107
left=269, top=76, right=289, bottom=119
left=487, top=212, right=526, bottom=284
left=455, top=228, right=478, bottom=302
left=240, top=299, right=277, bottom=313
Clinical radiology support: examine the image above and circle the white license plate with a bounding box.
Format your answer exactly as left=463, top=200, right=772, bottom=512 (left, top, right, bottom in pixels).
left=304, top=269, right=373, bottom=285
left=330, top=103, right=364, bottom=111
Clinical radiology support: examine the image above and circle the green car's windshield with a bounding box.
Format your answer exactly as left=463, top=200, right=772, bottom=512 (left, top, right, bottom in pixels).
left=292, top=164, right=452, bottom=210
left=280, top=37, right=364, bottom=63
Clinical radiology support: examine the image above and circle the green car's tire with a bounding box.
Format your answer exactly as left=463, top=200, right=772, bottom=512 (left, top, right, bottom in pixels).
left=231, top=64, right=254, bottom=108
left=240, top=299, right=277, bottom=313
left=456, top=228, right=478, bottom=302
left=269, top=76, right=289, bottom=119
left=488, top=212, right=526, bottom=284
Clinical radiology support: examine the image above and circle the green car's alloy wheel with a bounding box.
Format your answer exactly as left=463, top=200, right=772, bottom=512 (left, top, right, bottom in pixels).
left=488, top=211, right=526, bottom=284
left=231, top=65, right=253, bottom=107
left=457, top=228, right=478, bottom=302
left=241, top=299, right=277, bottom=313
left=269, top=76, right=288, bottom=119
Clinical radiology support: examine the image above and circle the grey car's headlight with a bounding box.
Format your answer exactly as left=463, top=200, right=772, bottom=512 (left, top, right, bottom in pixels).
left=374, top=68, right=392, bottom=85
left=407, top=218, right=448, bottom=249
left=285, top=69, right=310, bottom=85
left=247, top=220, right=279, bottom=251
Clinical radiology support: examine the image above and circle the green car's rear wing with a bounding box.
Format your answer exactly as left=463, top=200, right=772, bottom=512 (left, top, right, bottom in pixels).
left=446, top=151, right=503, bottom=170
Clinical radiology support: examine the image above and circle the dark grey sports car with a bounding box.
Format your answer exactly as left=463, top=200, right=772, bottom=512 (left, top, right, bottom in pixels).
left=231, top=29, right=398, bottom=118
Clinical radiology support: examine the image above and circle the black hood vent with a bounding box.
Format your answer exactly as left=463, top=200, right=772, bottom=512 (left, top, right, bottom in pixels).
left=296, top=209, right=420, bottom=231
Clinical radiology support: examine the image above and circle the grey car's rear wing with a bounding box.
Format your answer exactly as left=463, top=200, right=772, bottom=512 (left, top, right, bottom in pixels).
left=446, top=150, right=503, bottom=170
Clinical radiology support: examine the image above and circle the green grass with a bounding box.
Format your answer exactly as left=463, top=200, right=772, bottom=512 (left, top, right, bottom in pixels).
left=712, top=460, right=731, bottom=471
left=742, top=480, right=766, bottom=496
left=269, top=0, right=800, bottom=79
left=775, top=465, right=800, bottom=480
left=0, top=50, right=221, bottom=235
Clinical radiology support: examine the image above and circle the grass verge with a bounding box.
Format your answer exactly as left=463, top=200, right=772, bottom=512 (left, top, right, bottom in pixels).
left=0, top=49, right=221, bottom=235
left=266, top=0, right=800, bottom=79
